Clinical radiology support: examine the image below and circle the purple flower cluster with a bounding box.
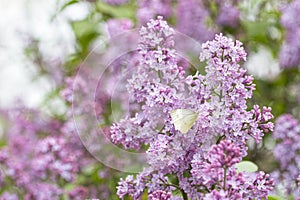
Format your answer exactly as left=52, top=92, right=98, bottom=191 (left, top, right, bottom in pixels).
left=272, top=114, right=300, bottom=197
left=117, top=168, right=171, bottom=199
left=111, top=16, right=186, bottom=150
left=135, top=0, right=241, bottom=42
left=279, top=0, right=300, bottom=68
left=198, top=33, right=274, bottom=152
left=32, top=136, right=80, bottom=182
left=0, top=109, right=70, bottom=199
left=215, top=0, right=240, bottom=28
left=148, top=190, right=172, bottom=200
left=114, top=17, right=274, bottom=199
left=0, top=104, right=115, bottom=199
left=137, top=0, right=172, bottom=25
left=176, top=0, right=214, bottom=42
left=191, top=140, right=274, bottom=199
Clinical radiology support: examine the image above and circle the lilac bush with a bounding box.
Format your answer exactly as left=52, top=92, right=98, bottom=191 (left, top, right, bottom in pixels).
left=0, top=109, right=74, bottom=198
left=2, top=0, right=300, bottom=199
left=0, top=68, right=125, bottom=199
left=113, top=17, right=274, bottom=199
left=0, top=108, right=106, bottom=199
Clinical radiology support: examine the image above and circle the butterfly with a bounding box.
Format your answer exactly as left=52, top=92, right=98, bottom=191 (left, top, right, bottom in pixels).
left=170, top=109, right=199, bottom=133
left=235, top=161, right=258, bottom=173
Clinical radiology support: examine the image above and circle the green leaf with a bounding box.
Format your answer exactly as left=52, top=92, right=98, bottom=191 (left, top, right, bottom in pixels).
left=241, top=20, right=273, bottom=47
left=95, top=1, right=136, bottom=20
left=71, top=20, right=97, bottom=39
left=235, top=161, right=258, bottom=173
left=267, top=195, right=286, bottom=200
left=71, top=19, right=99, bottom=55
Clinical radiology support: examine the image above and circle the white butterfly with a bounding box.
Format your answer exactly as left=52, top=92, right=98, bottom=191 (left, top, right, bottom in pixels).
left=235, top=161, right=258, bottom=173
left=170, top=109, right=199, bottom=133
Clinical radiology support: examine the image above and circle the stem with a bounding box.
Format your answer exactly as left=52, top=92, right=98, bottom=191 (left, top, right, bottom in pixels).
left=219, top=82, right=223, bottom=101
left=159, top=178, right=188, bottom=200
left=159, top=178, right=181, bottom=190
left=181, top=189, right=188, bottom=200
left=221, top=49, right=224, bottom=62
left=223, top=167, right=227, bottom=190
left=158, top=70, right=162, bottom=80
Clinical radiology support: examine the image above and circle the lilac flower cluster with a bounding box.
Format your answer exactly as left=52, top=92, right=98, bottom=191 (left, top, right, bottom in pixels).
left=0, top=103, right=115, bottom=199
left=279, top=0, right=300, bottom=68
left=148, top=190, right=172, bottom=200
left=137, top=0, right=172, bottom=25
left=176, top=0, right=214, bottom=42
left=214, top=0, right=240, bottom=28
left=111, top=16, right=186, bottom=150
left=0, top=109, right=72, bottom=199
left=113, top=17, right=274, bottom=199
left=192, top=141, right=274, bottom=199
left=272, top=114, right=300, bottom=197
left=32, top=136, right=81, bottom=182
left=134, top=0, right=241, bottom=42
left=197, top=33, right=274, bottom=152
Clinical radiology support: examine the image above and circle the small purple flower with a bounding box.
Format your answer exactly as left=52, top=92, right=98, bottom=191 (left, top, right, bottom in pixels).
left=117, top=175, right=137, bottom=199
left=148, top=190, right=171, bottom=200
left=209, top=140, right=241, bottom=168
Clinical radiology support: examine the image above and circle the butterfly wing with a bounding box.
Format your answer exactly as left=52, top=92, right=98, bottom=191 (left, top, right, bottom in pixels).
left=235, top=161, right=258, bottom=173
left=170, top=109, right=199, bottom=133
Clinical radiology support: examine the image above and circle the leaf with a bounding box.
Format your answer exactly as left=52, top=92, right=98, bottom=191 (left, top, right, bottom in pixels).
left=235, top=161, right=258, bottom=173
left=96, top=1, right=136, bottom=20
left=267, top=195, right=286, bottom=200
left=242, top=21, right=269, bottom=43
left=71, top=19, right=99, bottom=55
